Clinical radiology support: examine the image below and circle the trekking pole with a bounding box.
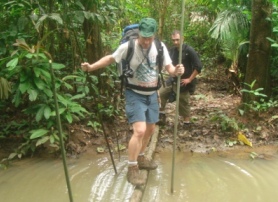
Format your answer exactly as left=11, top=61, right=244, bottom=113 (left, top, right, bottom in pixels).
left=84, top=73, right=117, bottom=175
left=49, top=60, right=74, bottom=202
left=116, top=131, right=121, bottom=161
left=97, top=112, right=118, bottom=174
left=171, top=0, right=186, bottom=194
left=74, top=27, right=117, bottom=174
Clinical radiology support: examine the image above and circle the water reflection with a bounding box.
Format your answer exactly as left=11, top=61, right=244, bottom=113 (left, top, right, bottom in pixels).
left=145, top=150, right=278, bottom=202
left=0, top=149, right=278, bottom=202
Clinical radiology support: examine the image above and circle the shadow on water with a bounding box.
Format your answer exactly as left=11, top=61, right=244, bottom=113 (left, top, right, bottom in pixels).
left=1, top=147, right=278, bottom=202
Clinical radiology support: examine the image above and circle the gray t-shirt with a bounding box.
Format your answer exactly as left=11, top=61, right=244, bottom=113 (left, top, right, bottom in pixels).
left=113, top=39, right=172, bottom=95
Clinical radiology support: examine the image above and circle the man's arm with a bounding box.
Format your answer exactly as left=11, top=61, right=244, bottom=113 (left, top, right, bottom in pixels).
left=181, top=69, right=199, bottom=86
left=81, top=55, right=116, bottom=72
left=165, top=63, right=184, bottom=77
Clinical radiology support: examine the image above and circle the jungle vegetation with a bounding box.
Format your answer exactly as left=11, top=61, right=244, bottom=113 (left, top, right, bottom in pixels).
left=0, top=0, right=277, bottom=161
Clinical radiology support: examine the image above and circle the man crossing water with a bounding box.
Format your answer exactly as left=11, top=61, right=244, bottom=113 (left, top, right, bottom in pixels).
left=81, top=18, right=184, bottom=186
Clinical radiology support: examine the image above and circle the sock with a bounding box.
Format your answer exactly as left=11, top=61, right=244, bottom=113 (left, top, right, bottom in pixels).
left=138, top=153, right=144, bottom=156
left=128, top=161, right=137, bottom=166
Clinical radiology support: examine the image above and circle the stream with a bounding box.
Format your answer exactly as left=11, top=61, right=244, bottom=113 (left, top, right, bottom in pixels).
left=1, top=147, right=278, bottom=202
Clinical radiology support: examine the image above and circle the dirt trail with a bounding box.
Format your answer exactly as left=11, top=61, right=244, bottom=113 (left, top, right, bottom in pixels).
left=156, top=76, right=278, bottom=156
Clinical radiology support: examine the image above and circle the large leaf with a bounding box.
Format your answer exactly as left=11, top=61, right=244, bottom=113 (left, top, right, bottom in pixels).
left=209, top=8, right=249, bottom=40
left=30, top=129, right=49, bottom=139
left=6, top=58, right=18, bottom=71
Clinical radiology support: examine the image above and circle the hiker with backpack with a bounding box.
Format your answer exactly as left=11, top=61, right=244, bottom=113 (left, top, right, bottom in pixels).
left=159, top=30, right=202, bottom=126
left=81, top=18, right=184, bottom=186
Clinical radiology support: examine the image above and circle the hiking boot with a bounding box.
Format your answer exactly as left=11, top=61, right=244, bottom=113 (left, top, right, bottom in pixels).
left=127, top=165, right=145, bottom=186
left=137, top=155, right=158, bottom=170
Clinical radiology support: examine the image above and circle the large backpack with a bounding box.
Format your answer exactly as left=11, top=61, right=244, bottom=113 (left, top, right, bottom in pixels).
left=117, top=24, right=165, bottom=96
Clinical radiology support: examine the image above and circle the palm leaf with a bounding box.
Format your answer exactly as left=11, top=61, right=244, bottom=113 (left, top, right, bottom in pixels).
left=209, top=7, right=249, bottom=40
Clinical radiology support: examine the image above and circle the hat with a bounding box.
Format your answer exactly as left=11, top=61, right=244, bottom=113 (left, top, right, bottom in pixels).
left=139, top=18, right=157, bottom=37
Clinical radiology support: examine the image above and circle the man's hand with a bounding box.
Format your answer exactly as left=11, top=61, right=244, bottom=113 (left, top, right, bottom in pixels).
left=181, top=78, right=191, bottom=86
left=81, top=62, right=91, bottom=72
left=175, top=64, right=184, bottom=76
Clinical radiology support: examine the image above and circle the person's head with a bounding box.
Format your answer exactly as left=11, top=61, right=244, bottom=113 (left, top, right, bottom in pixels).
left=171, top=30, right=184, bottom=48
left=138, top=18, right=157, bottom=49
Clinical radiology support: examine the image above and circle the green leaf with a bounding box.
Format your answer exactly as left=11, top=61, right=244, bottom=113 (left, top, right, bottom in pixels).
left=43, top=89, right=53, bottom=97
left=25, top=53, right=33, bottom=59
left=35, top=14, right=48, bottom=30
left=13, top=90, right=21, bottom=107
left=19, top=82, right=31, bottom=94
left=34, top=77, right=46, bottom=90
left=52, top=63, right=65, bottom=70
left=74, top=11, right=85, bottom=23
left=58, top=108, right=66, bottom=114
left=28, top=89, right=38, bottom=101
left=44, top=106, right=51, bottom=119
left=36, top=136, right=50, bottom=147
left=49, top=135, right=55, bottom=144
left=65, top=113, right=73, bottom=123
left=70, top=93, right=86, bottom=100
left=6, top=58, right=18, bottom=70
left=39, top=69, right=51, bottom=80
left=35, top=105, right=45, bottom=122
left=63, top=82, right=73, bottom=90
left=238, top=109, right=244, bottom=116
left=48, top=13, right=63, bottom=25
left=30, top=129, right=49, bottom=139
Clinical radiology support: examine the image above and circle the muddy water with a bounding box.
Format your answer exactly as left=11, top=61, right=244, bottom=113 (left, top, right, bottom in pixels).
left=1, top=147, right=278, bottom=202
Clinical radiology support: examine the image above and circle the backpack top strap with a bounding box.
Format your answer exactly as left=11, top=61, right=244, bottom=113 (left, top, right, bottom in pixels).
left=154, top=38, right=165, bottom=87
left=154, top=38, right=164, bottom=73
left=126, top=39, right=135, bottom=67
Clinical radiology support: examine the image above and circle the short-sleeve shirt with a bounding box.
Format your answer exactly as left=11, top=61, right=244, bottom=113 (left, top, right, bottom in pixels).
left=113, top=39, right=172, bottom=95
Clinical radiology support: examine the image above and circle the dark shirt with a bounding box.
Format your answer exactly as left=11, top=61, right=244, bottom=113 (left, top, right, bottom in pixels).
left=169, top=44, right=202, bottom=92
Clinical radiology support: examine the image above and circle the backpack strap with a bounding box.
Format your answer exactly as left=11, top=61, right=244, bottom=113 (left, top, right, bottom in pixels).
left=154, top=38, right=165, bottom=88
left=126, top=39, right=135, bottom=66
left=119, top=39, right=135, bottom=97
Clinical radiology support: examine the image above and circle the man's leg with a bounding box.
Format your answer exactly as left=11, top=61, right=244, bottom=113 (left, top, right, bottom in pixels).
left=127, top=121, right=146, bottom=186
left=128, top=121, right=146, bottom=161
left=159, top=85, right=171, bottom=111
left=158, top=85, right=172, bottom=124
left=140, top=123, right=155, bottom=153
left=137, top=123, right=158, bottom=170
left=179, top=90, right=190, bottom=123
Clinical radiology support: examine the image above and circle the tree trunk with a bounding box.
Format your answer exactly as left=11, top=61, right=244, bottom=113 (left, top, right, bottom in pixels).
left=242, top=0, right=272, bottom=103
left=149, top=0, right=170, bottom=40
left=82, top=1, right=103, bottom=63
